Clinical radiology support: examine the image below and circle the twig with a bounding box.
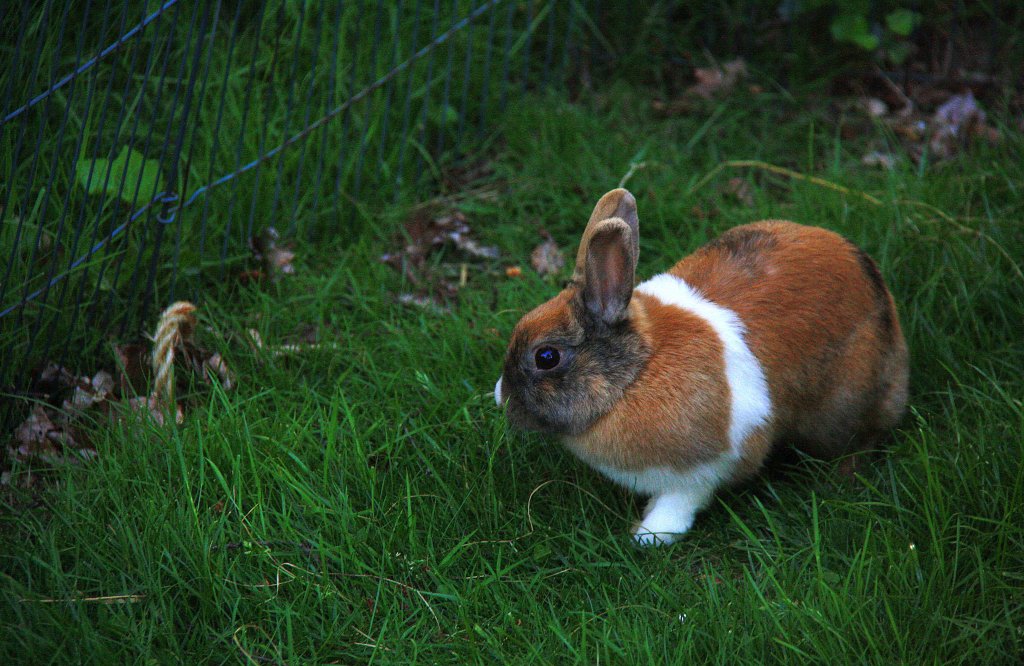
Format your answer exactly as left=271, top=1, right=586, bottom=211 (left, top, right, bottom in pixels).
left=232, top=624, right=286, bottom=666
left=688, top=160, right=884, bottom=206
left=873, top=66, right=914, bottom=114
left=618, top=161, right=648, bottom=189
left=332, top=572, right=443, bottom=636
left=897, top=199, right=1024, bottom=282
left=21, top=593, right=145, bottom=604
left=525, top=478, right=631, bottom=533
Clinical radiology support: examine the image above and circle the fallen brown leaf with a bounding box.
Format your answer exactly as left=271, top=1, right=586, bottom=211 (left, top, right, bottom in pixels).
left=860, top=96, right=889, bottom=118
left=113, top=343, right=151, bottom=396
left=202, top=353, right=234, bottom=390
left=688, top=58, right=748, bottom=99
left=856, top=82, right=1001, bottom=163
left=63, top=370, right=114, bottom=412
left=689, top=204, right=715, bottom=220
left=724, top=177, right=755, bottom=207
left=9, top=404, right=96, bottom=464
left=237, top=269, right=265, bottom=284
left=32, top=362, right=78, bottom=399
left=124, top=395, right=184, bottom=426
left=861, top=151, right=897, bottom=169
left=397, top=292, right=450, bottom=315
left=530, top=234, right=565, bottom=278
left=1, top=469, right=36, bottom=489
left=249, top=227, right=296, bottom=281
left=388, top=209, right=499, bottom=266
left=928, top=91, right=997, bottom=159
left=654, top=58, right=748, bottom=116
left=381, top=206, right=499, bottom=310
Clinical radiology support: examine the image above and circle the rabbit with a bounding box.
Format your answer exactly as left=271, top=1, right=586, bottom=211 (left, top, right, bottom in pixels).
left=494, top=188, right=908, bottom=545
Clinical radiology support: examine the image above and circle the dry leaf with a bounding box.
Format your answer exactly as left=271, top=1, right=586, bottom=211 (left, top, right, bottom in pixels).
left=1, top=470, right=37, bottom=489
left=688, top=58, right=748, bottom=99
left=891, top=117, right=928, bottom=142
left=249, top=226, right=296, bottom=281
left=861, top=151, right=897, bottom=169
left=397, top=292, right=450, bottom=315
left=9, top=405, right=96, bottom=464
left=389, top=210, right=499, bottom=265
left=12, top=406, right=63, bottom=460
left=33, top=362, right=78, bottom=398
left=125, top=395, right=184, bottom=426
left=505, top=265, right=522, bottom=278
left=202, top=354, right=234, bottom=390
left=654, top=58, right=748, bottom=115
left=381, top=206, right=499, bottom=310
left=933, top=91, right=985, bottom=134
left=860, top=97, right=889, bottom=118
left=690, top=204, right=715, bottom=220
left=63, top=371, right=115, bottom=412
left=530, top=235, right=565, bottom=277
left=928, top=91, right=996, bottom=159
left=724, top=177, right=755, bottom=207
left=246, top=328, right=265, bottom=349
left=113, top=343, right=151, bottom=395
left=237, top=269, right=265, bottom=284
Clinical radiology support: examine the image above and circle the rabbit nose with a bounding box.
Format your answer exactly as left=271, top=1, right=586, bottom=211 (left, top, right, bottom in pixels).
left=494, top=375, right=504, bottom=406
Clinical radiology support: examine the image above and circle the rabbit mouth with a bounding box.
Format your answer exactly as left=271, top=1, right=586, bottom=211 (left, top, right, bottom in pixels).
left=503, top=396, right=556, bottom=434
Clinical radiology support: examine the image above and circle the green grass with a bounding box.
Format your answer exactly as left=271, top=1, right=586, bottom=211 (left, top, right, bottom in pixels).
left=0, top=0, right=578, bottom=385
left=2, top=78, right=1022, bottom=663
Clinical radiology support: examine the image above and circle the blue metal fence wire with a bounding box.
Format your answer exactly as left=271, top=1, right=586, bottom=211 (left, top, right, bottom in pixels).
left=1, top=0, right=580, bottom=401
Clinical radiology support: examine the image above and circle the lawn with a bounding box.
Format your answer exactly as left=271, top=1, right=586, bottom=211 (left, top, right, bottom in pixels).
left=3, top=60, right=1024, bottom=666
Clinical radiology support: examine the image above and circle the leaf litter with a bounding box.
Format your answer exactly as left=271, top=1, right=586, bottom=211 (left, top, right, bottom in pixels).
left=722, top=177, right=755, bottom=207
left=5, top=303, right=234, bottom=479
left=530, top=231, right=565, bottom=278
left=381, top=206, right=499, bottom=312
left=645, top=51, right=1004, bottom=167
left=847, top=71, right=1002, bottom=164
left=248, top=226, right=296, bottom=282
left=652, top=58, right=752, bottom=115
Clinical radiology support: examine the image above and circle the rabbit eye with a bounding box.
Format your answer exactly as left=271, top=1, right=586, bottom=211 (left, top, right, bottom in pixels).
left=535, top=347, right=561, bottom=370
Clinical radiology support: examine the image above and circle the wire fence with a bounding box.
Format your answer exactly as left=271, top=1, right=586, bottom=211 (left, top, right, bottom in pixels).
left=0, top=0, right=583, bottom=402
left=2, top=0, right=1021, bottom=424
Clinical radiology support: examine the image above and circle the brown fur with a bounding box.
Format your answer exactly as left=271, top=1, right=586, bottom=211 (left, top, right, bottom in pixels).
left=563, top=293, right=731, bottom=471
left=500, top=191, right=908, bottom=492
left=671, top=220, right=908, bottom=466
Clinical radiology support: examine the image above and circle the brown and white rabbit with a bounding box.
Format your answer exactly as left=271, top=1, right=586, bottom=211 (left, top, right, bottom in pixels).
left=495, top=188, right=908, bottom=545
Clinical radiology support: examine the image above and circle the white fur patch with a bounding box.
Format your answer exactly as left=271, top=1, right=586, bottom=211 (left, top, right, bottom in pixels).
left=633, top=492, right=702, bottom=546
left=635, top=273, right=772, bottom=456
left=494, top=375, right=503, bottom=406
left=591, top=460, right=734, bottom=545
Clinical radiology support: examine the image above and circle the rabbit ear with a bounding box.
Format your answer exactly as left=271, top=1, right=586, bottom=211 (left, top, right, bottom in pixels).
left=581, top=219, right=636, bottom=325
left=574, top=188, right=639, bottom=279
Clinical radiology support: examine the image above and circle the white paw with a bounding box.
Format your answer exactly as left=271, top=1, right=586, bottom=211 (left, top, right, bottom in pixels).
left=632, top=528, right=682, bottom=547
left=631, top=492, right=699, bottom=547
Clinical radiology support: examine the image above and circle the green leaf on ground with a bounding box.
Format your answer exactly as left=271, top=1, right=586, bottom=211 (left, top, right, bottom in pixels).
left=831, top=14, right=879, bottom=50
left=75, top=146, right=163, bottom=204
left=885, top=9, right=921, bottom=36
